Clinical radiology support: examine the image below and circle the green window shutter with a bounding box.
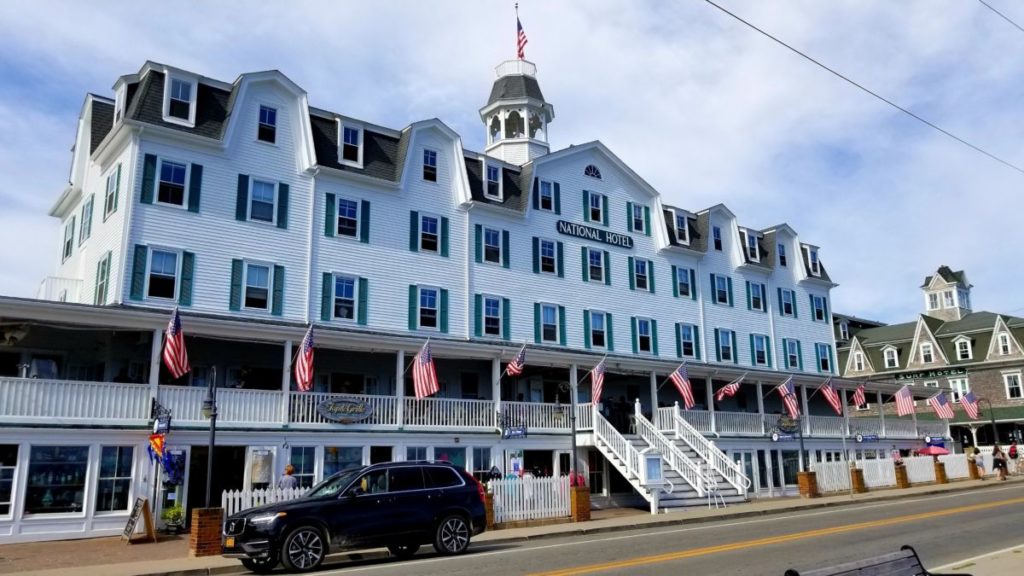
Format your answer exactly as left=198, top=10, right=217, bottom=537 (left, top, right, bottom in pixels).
left=672, top=266, right=679, bottom=298
left=583, top=310, right=592, bottom=350
left=648, top=261, right=655, bottom=293
left=557, top=242, right=565, bottom=278
left=140, top=154, right=156, bottom=204
left=357, top=278, right=368, bottom=325
left=324, top=194, right=336, bottom=237
left=777, top=287, right=783, bottom=316
left=749, top=334, right=756, bottom=365
left=359, top=200, right=370, bottom=243
left=474, top=294, right=482, bottom=337
left=626, top=201, right=634, bottom=232
left=502, top=230, right=510, bottom=268
left=710, top=273, right=716, bottom=299
left=781, top=339, right=788, bottom=368
left=93, top=259, right=103, bottom=306
left=815, top=344, right=822, bottom=373
left=276, top=183, right=289, bottom=228
left=409, top=211, right=419, bottom=252
left=827, top=346, right=835, bottom=375
left=606, top=312, right=615, bottom=351
left=714, top=329, right=721, bottom=362
left=628, top=256, right=635, bottom=291
left=580, top=247, right=588, bottom=281
left=823, top=296, right=829, bottom=320
left=533, top=303, right=541, bottom=344
left=601, top=196, right=609, bottom=226
left=440, top=289, right=449, bottom=333
left=112, top=164, right=121, bottom=213
left=726, top=277, right=734, bottom=307
left=793, top=292, right=799, bottom=318
left=651, top=319, right=659, bottom=355
left=532, top=178, right=539, bottom=210
left=797, top=342, right=804, bottom=371
left=809, top=294, right=815, bottom=319
left=271, top=265, right=284, bottom=316
left=475, top=225, right=483, bottom=263
left=532, top=237, right=540, bottom=273
left=693, top=327, right=701, bottom=360
left=229, top=259, right=243, bottom=311
left=558, top=305, right=566, bottom=345
left=408, top=285, right=418, bottom=330
left=603, top=251, right=610, bottom=285
left=746, top=281, right=752, bottom=311
left=675, top=323, right=682, bottom=358
left=553, top=182, right=561, bottom=215
left=732, top=332, right=739, bottom=364
left=440, top=217, right=450, bottom=257
left=321, top=273, right=332, bottom=321
left=689, top=269, right=697, bottom=300
left=643, top=206, right=651, bottom=237
left=130, top=245, right=147, bottom=301
left=235, top=174, right=249, bottom=221
left=582, top=190, right=590, bottom=222
left=502, top=298, right=511, bottom=340
left=187, top=164, right=203, bottom=213
left=178, top=251, right=195, bottom=306
left=766, top=336, right=772, bottom=367
left=631, top=317, right=639, bottom=354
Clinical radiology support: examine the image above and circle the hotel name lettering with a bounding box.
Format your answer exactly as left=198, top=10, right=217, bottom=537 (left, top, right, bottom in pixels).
left=896, top=367, right=968, bottom=381
left=556, top=221, right=634, bottom=249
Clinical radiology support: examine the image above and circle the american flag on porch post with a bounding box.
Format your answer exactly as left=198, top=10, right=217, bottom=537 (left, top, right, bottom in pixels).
left=669, top=363, right=695, bottom=410
left=162, top=307, right=191, bottom=379
left=776, top=376, right=800, bottom=419
left=960, top=391, right=981, bottom=420
left=894, top=385, right=915, bottom=417
left=505, top=344, right=527, bottom=376
left=851, top=384, right=867, bottom=409
left=819, top=377, right=842, bottom=416
left=294, top=325, right=315, bottom=392
left=413, top=340, right=440, bottom=399
left=928, top=392, right=955, bottom=420
left=714, top=373, right=745, bottom=402
left=590, top=359, right=607, bottom=405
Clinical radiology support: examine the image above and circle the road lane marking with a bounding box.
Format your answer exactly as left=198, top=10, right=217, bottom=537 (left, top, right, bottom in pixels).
left=527, top=495, right=1024, bottom=576
left=933, top=542, right=1024, bottom=571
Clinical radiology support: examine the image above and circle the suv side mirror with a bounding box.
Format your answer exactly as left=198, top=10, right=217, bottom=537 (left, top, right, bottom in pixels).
left=344, top=486, right=365, bottom=499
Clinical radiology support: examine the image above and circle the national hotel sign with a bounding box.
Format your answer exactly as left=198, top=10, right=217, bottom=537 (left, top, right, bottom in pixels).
left=556, top=220, right=634, bottom=249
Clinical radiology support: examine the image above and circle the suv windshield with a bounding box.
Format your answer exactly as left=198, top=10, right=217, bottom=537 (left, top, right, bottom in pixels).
left=307, top=469, right=360, bottom=498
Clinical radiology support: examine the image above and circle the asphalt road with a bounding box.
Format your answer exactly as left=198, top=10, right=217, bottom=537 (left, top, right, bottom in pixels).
left=252, top=483, right=1024, bottom=576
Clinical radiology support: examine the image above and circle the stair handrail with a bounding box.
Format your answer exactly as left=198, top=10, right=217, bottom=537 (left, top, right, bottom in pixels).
left=671, top=402, right=751, bottom=493
left=634, top=401, right=706, bottom=497
left=592, top=407, right=642, bottom=481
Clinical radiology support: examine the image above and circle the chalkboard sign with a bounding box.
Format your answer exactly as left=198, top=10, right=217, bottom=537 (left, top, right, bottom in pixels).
left=122, top=497, right=157, bottom=543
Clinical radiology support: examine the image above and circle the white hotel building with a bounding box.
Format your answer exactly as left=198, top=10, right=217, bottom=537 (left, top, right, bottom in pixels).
left=0, top=58, right=948, bottom=542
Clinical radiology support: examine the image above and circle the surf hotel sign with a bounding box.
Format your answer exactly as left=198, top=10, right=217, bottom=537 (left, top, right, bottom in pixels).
left=556, top=220, right=634, bottom=249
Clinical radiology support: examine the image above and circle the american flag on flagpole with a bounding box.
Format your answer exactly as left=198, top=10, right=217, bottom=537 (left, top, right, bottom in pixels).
left=851, top=384, right=867, bottom=409
left=715, top=373, right=745, bottom=402
left=162, top=307, right=191, bottom=379
left=294, top=325, right=315, bottom=392
left=960, top=391, right=981, bottom=420
left=820, top=377, right=842, bottom=416
left=928, top=392, right=955, bottom=419
left=516, top=16, right=528, bottom=59
left=894, top=385, right=915, bottom=417
left=505, top=344, right=527, bottom=376
left=591, top=359, right=607, bottom=405
left=413, top=341, right=440, bottom=399
left=776, top=376, right=800, bottom=419
left=669, top=363, right=695, bottom=410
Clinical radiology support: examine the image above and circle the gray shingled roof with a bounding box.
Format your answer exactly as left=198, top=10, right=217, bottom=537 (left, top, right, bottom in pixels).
left=487, top=75, right=544, bottom=106
left=922, top=265, right=966, bottom=288
left=464, top=155, right=526, bottom=211
left=800, top=244, right=833, bottom=283
left=90, top=101, right=114, bottom=154
left=741, top=228, right=772, bottom=270
left=692, top=212, right=710, bottom=253
left=661, top=207, right=701, bottom=251
left=125, top=71, right=230, bottom=139
left=309, top=114, right=400, bottom=181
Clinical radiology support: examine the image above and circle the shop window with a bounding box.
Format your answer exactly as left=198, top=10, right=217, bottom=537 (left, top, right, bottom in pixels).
left=406, top=447, right=427, bottom=461
left=323, top=446, right=362, bottom=477
left=472, top=447, right=491, bottom=482
left=434, top=447, right=466, bottom=470
left=26, top=446, right=90, bottom=514
left=96, top=446, right=134, bottom=512
left=0, top=445, right=16, bottom=516
left=289, top=447, right=317, bottom=489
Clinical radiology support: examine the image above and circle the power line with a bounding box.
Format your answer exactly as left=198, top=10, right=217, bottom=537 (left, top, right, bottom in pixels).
left=699, top=0, right=1024, bottom=176
left=978, top=0, right=1024, bottom=35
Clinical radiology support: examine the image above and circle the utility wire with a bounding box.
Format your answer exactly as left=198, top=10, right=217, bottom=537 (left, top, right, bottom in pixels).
left=700, top=0, right=1024, bottom=176
left=978, top=0, right=1024, bottom=35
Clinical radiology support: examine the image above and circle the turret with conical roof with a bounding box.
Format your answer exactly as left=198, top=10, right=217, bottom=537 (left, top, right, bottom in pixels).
left=479, top=59, right=554, bottom=165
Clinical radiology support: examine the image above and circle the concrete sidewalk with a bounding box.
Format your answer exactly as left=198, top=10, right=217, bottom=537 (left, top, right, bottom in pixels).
left=3, top=476, right=1021, bottom=576
left=933, top=543, right=1024, bottom=575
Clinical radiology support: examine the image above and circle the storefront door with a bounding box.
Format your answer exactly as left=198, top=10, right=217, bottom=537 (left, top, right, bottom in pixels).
left=186, top=445, right=246, bottom=522
left=730, top=450, right=756, bottom=494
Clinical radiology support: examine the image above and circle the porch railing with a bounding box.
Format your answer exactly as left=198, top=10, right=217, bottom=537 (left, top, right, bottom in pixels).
left=503, top=401, right=570, bottom=431
left=0, top=378, right=149, bottom=421
left=715, top=411, right=764, bottom=436
left=884, top=419, right=918, bottom=439
left=633, top=403, right=705, bottom=497
left=807, top=415, right=846, bottom=438
left=667, top=403, right=750, bottom=493
left=289, top=392, right=399, bottom=426
left=403, top=397, right=495, bottom=430
left=576, top=402, right=594, bottom=430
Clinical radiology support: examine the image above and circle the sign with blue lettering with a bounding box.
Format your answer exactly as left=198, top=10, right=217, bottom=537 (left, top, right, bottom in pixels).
left=502, top=426, right=528, bottom=440
left=556, top=221, right=633, bottom=249
left=855, top=434, right=879, bottom=443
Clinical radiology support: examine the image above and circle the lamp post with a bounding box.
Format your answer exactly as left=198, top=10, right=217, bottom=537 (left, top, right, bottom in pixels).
left=978, top=396, right=998, bottom=447
left=200, top=366, right=218, bottom=508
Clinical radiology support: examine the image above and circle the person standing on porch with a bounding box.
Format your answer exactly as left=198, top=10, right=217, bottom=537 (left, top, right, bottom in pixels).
left=277, top=464, right=298, bottom=489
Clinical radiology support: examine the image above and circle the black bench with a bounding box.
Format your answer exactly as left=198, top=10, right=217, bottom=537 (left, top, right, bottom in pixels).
left=784, top=545, right=972, bottom=576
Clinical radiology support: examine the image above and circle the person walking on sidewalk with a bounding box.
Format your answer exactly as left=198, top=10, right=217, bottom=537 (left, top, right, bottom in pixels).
left=277, top=464, right=299, bottom=489
left=974, top=448, right=985, bottom=479
left=1009, top=440, right=1019, bottom=475
left=992, top=446, right=1008, bottom=481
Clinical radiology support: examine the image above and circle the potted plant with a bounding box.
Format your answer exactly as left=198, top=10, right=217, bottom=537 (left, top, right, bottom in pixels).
left=161, top=505, right=185, bottom=534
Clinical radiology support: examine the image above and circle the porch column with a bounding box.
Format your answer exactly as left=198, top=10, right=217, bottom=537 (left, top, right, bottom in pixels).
left=649, top=371, right=657, bottom=416
left=396, top=350, right=405, bottom=427
left=756, top=380, right=766, bottom=435
left=911, top=396, right=919, bottom=436
left=492, top=357, right=502, bottom=423
left=280, top=340, right=292, bottom=424
left=706, top=375, right=716, bottom=434
left=841, top=389, right=850, bottom=436
left=148, top=328, right=161, bottom=403
left=969, top=425, right=979, bottom=448
left=800, top=384, right=811, bottom=436
left=877, top=390, right=886, bottom=437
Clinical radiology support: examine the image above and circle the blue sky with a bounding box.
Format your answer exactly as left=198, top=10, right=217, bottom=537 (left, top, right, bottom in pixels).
left=1, top=0, right=1022, bottom=323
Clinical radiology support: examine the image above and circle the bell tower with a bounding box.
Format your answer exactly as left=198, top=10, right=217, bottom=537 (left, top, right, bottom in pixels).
left=480, top=59, right=555, bottom=165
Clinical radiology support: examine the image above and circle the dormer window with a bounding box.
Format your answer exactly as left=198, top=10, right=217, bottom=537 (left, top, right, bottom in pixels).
left=999, top=333, right=1011, bottom=355
left=584, top=164, right=602, bottom=179
left=956, top=338, right=972, bottom=361
left=258, top=105, right=277, bottom=143
left=167, top=77, right=194, bottom=122
left=114, top=86, right=125, bottom=124
left=778, top=244, right=787, bottom=267
left=958, top=289, right=971, bottom=310
left=485, top=165, right=501, bottom=199
left=839, top=321, right=849, bottom=340
left=422, top=149, right=438, bottom=182
left=743, top=230, right=759, bottom=261
left=884, top=347, right=898, bottom=369
left=674, top=213, right=689, bottom=245
left=808, top=248, right=821, bottom=276
left=341, top=125, right=363, bottom=165
left=928, top=293, right=939, bottom=311
left=920, top=343, right=934, bottom=364
left=943, top=290, right=954, bottom=308
left=712, top=226, right=722, bottom=250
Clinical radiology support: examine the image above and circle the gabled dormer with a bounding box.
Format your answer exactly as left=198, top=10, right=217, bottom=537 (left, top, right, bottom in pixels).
left=799, top=242, right=836, bottom=286
left=843, top=337, right=875, bottom=376
left=907, top=316, right=949, bottom=370
left=986, top=315, right=1024, bottom=361
left=738, top=227, right=771, bottom=272
left=921, top=265, right=972, bottom=322
left=880, top=344, right=901, bottom=371
left=951, top=334, right=974, bottom=362
left=161, top=66, right=199, bottom=127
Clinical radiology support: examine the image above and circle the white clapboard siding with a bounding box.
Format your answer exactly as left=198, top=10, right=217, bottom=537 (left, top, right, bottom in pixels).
left=489, top=475, right=571, bottom=524
left=222, top=487, right=306, bottom=518
left=856, top=459, right=897, bottom=488
left=810, top=461, right=850, bottom=493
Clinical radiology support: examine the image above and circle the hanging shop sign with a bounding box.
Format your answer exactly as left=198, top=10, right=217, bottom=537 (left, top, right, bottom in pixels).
left=896, top=368, right=967, bottom=381
left=776, top=416, right=800, bottom=434
left=855, top=434, right=880, bottom=443
left=316, top=397, right=374, bottom=423
left=556, top=221, right=633, bottom=249
left=502, top=426, right=528, bottom=440
left=771, top=432, right=795, bottom=442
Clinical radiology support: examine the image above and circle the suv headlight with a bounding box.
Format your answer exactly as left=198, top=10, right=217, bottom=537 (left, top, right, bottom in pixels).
left=249, top=512, right=287, bottom=525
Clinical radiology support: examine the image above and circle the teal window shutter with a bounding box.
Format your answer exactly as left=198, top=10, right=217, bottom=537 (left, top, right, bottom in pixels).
left=532, top=178, right=539, bottom=210
left=693, top=327, right=701, bottom=360
left=99, top=252, right=112, bottom=305
left=580, top=247, right=588, bottom=281
left=827, top=346, right=835, bottom=374
left=474, top=294, right=482, bottom=337
left=710, top=273, right=716, bottom=300
left=631, top=317, right=639, bottom=354
left=606, top=312, right=615, bottom=351
left=130, top=245, right=148, bottom=301
left=782, top=338, right=788, bottom=368
left=672, top=266, right=679, bottom=298
left=93, top=259, right=103, bottom=305
left=603, top=251, right=610, bottom=285
left=626, top=201, right=634, bottom=232
left=533, top=303, right=541, bottom=344
left=602, top=195, right=609, bottom=226
left=271, top=265, right=284, bottom=316
left=140, top=154, right=157, bottom=204
left=732, top=331, right=739, bottom=364
left=408, top=285, right=418, bottom=330
left=675, top=323, right=682, bottom=358
left=324, top=194, right=336, bottom=237
left=777, top=287, right=783, bottom=316
left=689, top=269, right=697, bottom=300
left=558, top=305, right=566, bottom=345
left=409, top=211, right=419, bottom=252
left=112, top=164, right=121, bottom=214
left=440, top=217, right=450, bottom=257
left=439, top=289, right=449, bottom=333
left=229, top=259, right=243, bottom=311
left=651, top=319, right=659, bottom=355
left=583, top=310, right=592, bottom=349
left=321, top=273, right=332, bottom=321
left=765, top=336, right=772, bottom=367
left=714, top=329, right=721, bottom=362
left=359, top=200, right=370, bottom=243
left=727, top=277, right=734, bottom=307
left=502, top=298, right=511, bottom=340
left=532, top=237, right=540, bottom=273
left=749, top=334, right=756, bottom=365
left=475, top=225, right=483, bottom=263
left=809, top=294, right=815, bottom=319
left=235, top=174, right=249, bottom=221
left=643, top=206, right=651, bottom=236
left=823, top=296, right=829, bottom=320
left=648, top=261, right=655, bottom=293
left=628, top=257, right=635, bottom=290
left=502, top=230, right=510, bottom=268
left=557, top=242, right=565, bottom=278
left=582, top=190, right=590, bottom=222
left=187, top=164, right=202, bottom=213
left=793, top=292, right=799, bottom=318
left=553, top=182, right=561, bottom=215
left=178, top=251, right=195, bottom=306
left=357, top=277, right=368, bottom=325
left=276, top=183, right=289, bottom=228
left=815, top=344, right=822, bottom=373
left=746, top=281, right=752, bottom=310
left=797, top=342, right=804, bottom=371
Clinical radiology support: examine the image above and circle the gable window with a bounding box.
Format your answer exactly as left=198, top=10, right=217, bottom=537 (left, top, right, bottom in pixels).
left=79, top=196, right=93, bottom=244
left=920, top=343, right=934, bottom=364
left=744, top=231, right=759, bottom=261
left=422, top=149, right=438, bottom=182
left=778, top=244, right=787, bottom=267
left=258, top=105, right=277, bottom=143
left=675, top=213, right=689, bottom=244
left=927, top=293, right=939, bottom=311
left=541, top=303, right=559, bottom=343
left=811, top=295, right=827, bottom=322
left=956, top=339, right=972, bottom=361
left=148, top=250, right=178, bottom=299
left=678, top=324, right=697, bottom=358
left=943, top=290, right=954, bottom=308
left=780, top=289, right=796, bottom=317
left=584, top=164, right=602, bottom=179
left=884, top=348, right=898, bottom=369
left=419, top=287, right=439, bottom=329
left=636, top=318, right=653, bottom=353
left=585, top=248, right=606, bottom=283
left=538, top=181, right=554, bottom=211
left=104, top=166, right=120, bottom=218
left=839, top=321, right=849, bottom=340
left=748, top=282, right=765, bottom=312
left=589, top=192, right=604, bottom=223
left=1004, top=372, right=1022, bottom=399
left=854, top=352, right=864, bottom=372
left=999, top=333, right=1012, bottom=355
left=168, top=78, right=193, bottom=121
left=633, top=259, right=650, bottom=291
left=539, top=239, right=556, bottom=274
left=752, top=334, right=769, bottom=366
left=244, top=263, right=271, bottom=310
left=483, top=227, right=501, bottom=264
left=712, top=226, right=722, bottom=250
left=62, top=217, right=75, bottom=262
left=333, top=275, right=356, bottom=320
left=158, top=160, right=188, bottom=206
left=249, top=180, right=277, bottom=223
left=589, top=311, right=607, bottom=348
left=631, top=204, right=646, bottom=234
left=486, top=165, right=501, bottom=199
left=341, top=126, right=362, bottom=163
left=420, top=215, right=439, bottom=252
left=336, top=198, right=359, bottom=237
left=949, top=378, right=970, bottom=402
left=808, top=248, right=821, bottom=276
left=785, top=339, right=801, bottom=370
left=816, top=343, right=833, bottom=373
left=712, top=274, right=730, bottom=305
left=717, top=329, right=735, bottom=362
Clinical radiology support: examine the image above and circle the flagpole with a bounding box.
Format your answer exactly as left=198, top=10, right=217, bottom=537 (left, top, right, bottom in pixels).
left=805, top=377, right=829, bottom=403
left=841, top=388, right=853, bottom=500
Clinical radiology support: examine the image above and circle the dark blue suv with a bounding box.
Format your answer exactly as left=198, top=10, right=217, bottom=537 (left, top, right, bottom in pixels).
left=222, top=461, right=487, bottom=573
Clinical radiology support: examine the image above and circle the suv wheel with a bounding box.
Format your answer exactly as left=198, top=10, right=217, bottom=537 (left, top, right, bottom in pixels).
left=433, top=515, right=471, bottom=555
left=280, top=526, right=326, bottom=572
left=241, top=555, right=278, bottom=574
left=387, top=543, right=420, bottom=559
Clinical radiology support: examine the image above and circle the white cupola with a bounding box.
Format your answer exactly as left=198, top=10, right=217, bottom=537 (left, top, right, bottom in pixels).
left=479, top=59, right=554, bottom=165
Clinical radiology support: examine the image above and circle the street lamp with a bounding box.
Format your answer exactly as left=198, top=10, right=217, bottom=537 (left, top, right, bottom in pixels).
left=978, top=396, right=998, bottom=446
left=201, top=366, right=218, bottom=508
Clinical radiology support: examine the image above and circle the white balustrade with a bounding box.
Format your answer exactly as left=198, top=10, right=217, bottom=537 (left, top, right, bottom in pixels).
left=680, top=410, right=714, bottom=433
left=856, top=459, right=897, bottom=488
left=885, top=419, right=918, bottom=439
left=593, top=411, right=641, bottom=481
left=158, top=386, right=208, bottom=422
left=222, top=487, right=305, bottom=518
left=576, top=403, right=593, bottom=430
left=403, top=397, right=495, bottom=429
left=634, top=407, right=705, bottom=496
left=807, top=415, right=846, bottom=438
left=810, top=461, right=851, bottom=493
left=655, top=407, right=674, bottom=431
left=289, top=392, right=398, bottom=426
left=716, top=411, right=765, bottom=435
left=848, top=418, right=883, bottom=437
left=0, top=377, right=149, bottom=421
left=917, top=421, right=948, bottom=439
left=503, top=401, right=571, bottom=431
left=489, top=475, right=571, bottom=524
left=217, top=389, right=284, bottom=424
left=902, top=456, right=936, bottom=483
left=670, top=404, right=750, bottom=492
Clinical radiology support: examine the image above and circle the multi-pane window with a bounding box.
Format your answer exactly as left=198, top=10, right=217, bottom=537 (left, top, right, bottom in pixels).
left=158, top=160, right=187, bottom=206
left=854, top=352, right=865, bottom=372
left=419, top=287, right=439, bottom=329
left=920, top=343, right=934, bottom=364
left=148, top=250, right=178, bottom=299
left=422, top=149, right=438, bottom=182
left=634, top=259, right=649, bottom=291
left=1000, top=333, right=1012, bottom=355
left=927, top=293, right=939, bottom=310
left=539, top=181, right=554, bottom=211
left=79, top=196, right=93, bottom=244
left=250, top=180, right=276, bottom=223
left=62, top=217, right=75, bottom=262
left=168, top=78, right=192, bottom=120
left=483, top=227, right=501, bottom=264
left=786, top=339, right=800, bottom=369
left=258, top=105, right=277, bottom=143
left=636, top=318, right=653, bottom=353
left=718, top=329, right=734, bottom=362
left=631, top=204, right=645, bottom=234
left=811, top=295, right=827, bottom=321
left=333, top=276, right=356, bottom=320
left=589, top=192, right=604, bottom=223
left=959, top=289, right=971, bottom=309
left=949, top=378, right=970, bottom=402
left=420, top=215, right=439, bottom=252
left=712, top=226, right=722, bottom=250
left=586, top=248, right=605, bottom=283
left=289, top=447, right=316, bottom=488
left=486, top=165, right=500, bottom=198
left=943, top=290, right=954, bottom=308
left=714, top=275, right=729, bottom=305
left=406, top=446, right=427, bottom=461
left=808, top=248, right=821, bottom=275
left=336, top=198, right=359, bottom=237
left=472, top=447, right=491, bottom=482
left=95, top=253, right=110, bottom=305
left=750, top=282, right=765, bottom=311
left=342, top=126, right=361, bottom=163
left=839, top=322, right=849, bottom=340
left=1004, top=372, right=1022, bottom=399
left=778, top=243, right=787, bottom=267
left=816, top=343, right=832, bottom=372
left=675, top=213, right=689, bottom=244
left=884, top=348, right=898, bottom=369
left=244, top=264, right=271, bottom=309
left=780, top=289, right=795, bottom=317
left=678, top=324, right=696, bottom=358
left=540, top=240, right=556, bottom=274
left=483, top=296, right=501, bottom=336
left=956, top=339, right=971, bottom=360
left=752, top=334, right=769, bottom=366
left=676, top=267, right=692, bottom=298
left=541, top=303, right=558, bottom=343
left=96, top=446, right=133, bottom=512
left=590, top=311, right=607, bottom=348
left=104, top=168, right=119, bottom=217
left=745, top=232, right=759, bottom=260
left=0, top=445, right=17, bottom=516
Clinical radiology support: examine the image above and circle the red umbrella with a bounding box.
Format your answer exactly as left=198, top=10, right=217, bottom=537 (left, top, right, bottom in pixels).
left=917, top=445, right=950, bottom=456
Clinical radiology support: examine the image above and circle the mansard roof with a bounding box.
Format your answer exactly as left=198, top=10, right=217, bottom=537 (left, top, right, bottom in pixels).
left=89, top=99, right=114, bottom=155
left=487, top=74, right=545, bottom=105
left=125, top=70, right=232, bottom=139
left=309, top=113, right=403, bottom=181
left=463, top=154, right=527, bottom=211
left=800, top=243, right=833, bottom=283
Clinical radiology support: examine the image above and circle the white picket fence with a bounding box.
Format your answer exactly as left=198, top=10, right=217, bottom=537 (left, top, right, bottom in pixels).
left=489, top=475, right=571, bottom=524
left=222, top=487, right=306, bottom=518
left=939, top=455, right=970, bottom=479
left=902, top=456, right=936, bottom=484
left=809, top=461, right=851, bottom=493
left=856, top=459, right=897, bottom=488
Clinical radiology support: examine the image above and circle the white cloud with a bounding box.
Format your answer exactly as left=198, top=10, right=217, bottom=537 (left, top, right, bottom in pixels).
left=0, top=0, right=1022, bottom=323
